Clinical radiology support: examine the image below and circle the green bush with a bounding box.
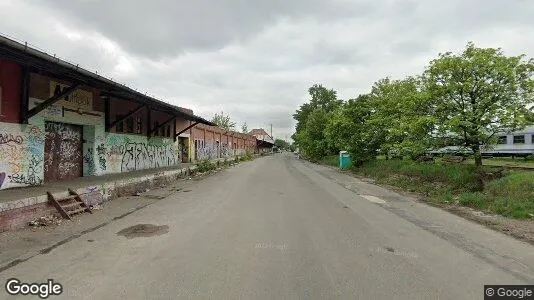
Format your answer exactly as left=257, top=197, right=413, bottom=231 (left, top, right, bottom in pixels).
left=196, top=159, right=216, bottom=173
left=242, top=151, right=254, bottom=161
left=319, top=155, right=338, bottom=167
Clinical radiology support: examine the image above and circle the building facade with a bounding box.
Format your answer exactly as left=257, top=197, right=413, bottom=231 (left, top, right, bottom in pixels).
left=176, top=116, right=257, bottom=162
left=0, top=36, right=215, bottom=191
left=249, top=128, right=275, bottom=153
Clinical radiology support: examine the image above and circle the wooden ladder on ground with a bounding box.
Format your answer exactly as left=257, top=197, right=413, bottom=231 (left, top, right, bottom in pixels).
left=48, top=188, right=92, bottom=220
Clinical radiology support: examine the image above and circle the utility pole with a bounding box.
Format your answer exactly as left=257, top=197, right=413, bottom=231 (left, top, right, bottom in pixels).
left=270, top=124, right=274, bottom=153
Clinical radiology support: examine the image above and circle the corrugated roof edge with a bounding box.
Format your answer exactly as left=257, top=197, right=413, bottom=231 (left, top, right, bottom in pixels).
left=0, top=34, right=215, bottom=126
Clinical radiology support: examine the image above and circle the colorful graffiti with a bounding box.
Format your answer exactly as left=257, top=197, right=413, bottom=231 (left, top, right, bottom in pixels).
left=83, top=147, right=96, bottom=176
left=0, top=134, right=23, bottom=145
left=96, top=143, right=107, bottom=170
left=195, top=140, right=218, bottom=161
left=220, top=143, right=232, bottom=158
left=121, top=141, right=176, bottom=171
left=194, top=140, right=237, bottom=161
left=0, top=124, right=45, bottom=189
left=8, top=155, right=43, bottom=185
left=93, top=134, right=181, bottom=174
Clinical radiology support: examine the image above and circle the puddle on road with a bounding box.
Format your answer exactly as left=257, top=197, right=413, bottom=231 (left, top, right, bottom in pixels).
left=116, top=224, right=169, bottom=239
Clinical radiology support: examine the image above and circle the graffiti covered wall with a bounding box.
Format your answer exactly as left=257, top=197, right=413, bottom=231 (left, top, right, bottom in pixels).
left=195, top=140, right=218, bottom=161
left=87, top=131, right=181, bottom=175
left=194, top=140, right=236, bottom=161
left=0, top=123, right=45, bottom=189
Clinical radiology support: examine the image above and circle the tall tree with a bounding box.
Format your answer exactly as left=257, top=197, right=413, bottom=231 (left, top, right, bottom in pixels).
left=274, top=138, right=290, bottom=149
left=241, top=121, right=248, bottom=133
left=366, top=77, right=435, bottom=159
left=293, top=84, right=341, bottom=134
left=424, top=42, right=534, bottom=188
left=212, top=111, right=236, bottom=131
left=325, top=94, right=380, bottom=165
left=292, top=84, right=342, bottom=159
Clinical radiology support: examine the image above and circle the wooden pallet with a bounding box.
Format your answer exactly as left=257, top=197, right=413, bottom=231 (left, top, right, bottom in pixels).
left=47, top=188, right=92, bottom=220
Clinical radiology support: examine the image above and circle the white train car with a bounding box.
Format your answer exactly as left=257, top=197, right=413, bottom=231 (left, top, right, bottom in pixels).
left=481, top=125, right=534, bottom=157
left=428, top=125, right=534, bottom=157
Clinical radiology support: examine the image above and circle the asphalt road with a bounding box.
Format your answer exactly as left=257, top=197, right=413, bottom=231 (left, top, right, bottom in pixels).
left=2, top=153, right=534, bottom=299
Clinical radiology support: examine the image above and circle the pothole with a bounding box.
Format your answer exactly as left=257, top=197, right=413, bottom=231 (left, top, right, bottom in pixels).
left=116, top=224, right=169, bottom=239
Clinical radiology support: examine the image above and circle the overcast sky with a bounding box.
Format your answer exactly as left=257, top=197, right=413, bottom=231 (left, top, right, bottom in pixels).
left=2, top=0, right=534, bottom=140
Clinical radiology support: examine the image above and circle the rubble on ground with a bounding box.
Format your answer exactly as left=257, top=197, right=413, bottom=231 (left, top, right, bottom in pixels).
left=90, top=204, right=103, bottom=210
left=29, top=215, right=62, bottom=227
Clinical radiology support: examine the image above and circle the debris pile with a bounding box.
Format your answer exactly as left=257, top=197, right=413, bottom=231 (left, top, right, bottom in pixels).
left=29, top=215, right=62, bottom=227
left=90, top=204, right=103, bottom=210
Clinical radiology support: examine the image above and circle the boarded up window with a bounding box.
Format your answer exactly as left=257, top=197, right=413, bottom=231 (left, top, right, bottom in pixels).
left=116, top=114, right=124, bottom=132
left=125, top=117, right=134, bottom=133
left=135, top=117, right=142, bottom=134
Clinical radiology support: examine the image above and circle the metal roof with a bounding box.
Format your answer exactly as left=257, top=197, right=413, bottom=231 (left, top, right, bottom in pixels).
left=0, top=35, right=215, bottom=126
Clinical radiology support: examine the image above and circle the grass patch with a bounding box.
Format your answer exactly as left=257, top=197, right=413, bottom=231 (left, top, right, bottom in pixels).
left=466, top=172, right=534, bottom=218
left=345, top=159, right=534, bottom=219
left=464, top=157, right=534, bottom=169
left=241, top=151, right=255, bottom=161
left=319, top=155, right=339, bottom=167
left=196, top=159, right=216, bottom=173
left=352, top=159, right=486, bottom=192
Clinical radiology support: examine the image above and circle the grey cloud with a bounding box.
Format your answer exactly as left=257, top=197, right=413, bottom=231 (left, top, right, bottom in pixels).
left=3, top=0, right=534, bottom=139
left=32, top=0, right=376, bottom=58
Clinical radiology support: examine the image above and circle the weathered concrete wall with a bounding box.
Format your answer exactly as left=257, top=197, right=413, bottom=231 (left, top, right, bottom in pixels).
left=0, top=166, right=194, bottom=231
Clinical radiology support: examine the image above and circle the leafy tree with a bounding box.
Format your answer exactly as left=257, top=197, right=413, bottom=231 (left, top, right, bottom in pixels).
left=366, top=77, right=436, bottom=159
left=297, top=109, right=331, bottom=160
left=292, top=84, right=342, bottom=159
left=424, top=42, right=534, bottom=188
left=241, top=121, right=248, bottom=133
left=325, top=94, right=380, bottom=165
left=524, top=107, right=534, bottom=124
left=293, top=84, right=341, bottom=133
left=212, top=111, right=236, bottom=131
left=274, top=138, right=290, bottom=149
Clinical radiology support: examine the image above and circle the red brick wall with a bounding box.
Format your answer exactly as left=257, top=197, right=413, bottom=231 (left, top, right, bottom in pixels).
left=0, top=60, right=21, bottom=123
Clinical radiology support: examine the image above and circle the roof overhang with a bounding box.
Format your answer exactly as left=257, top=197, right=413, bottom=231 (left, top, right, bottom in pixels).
left=0, top=35, right=215, bottom=126
left=257, top=139, right=274, bottom=147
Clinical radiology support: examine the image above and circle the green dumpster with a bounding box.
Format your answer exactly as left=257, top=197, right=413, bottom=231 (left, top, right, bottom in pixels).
left=339, top=151, right=351, bottom=169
